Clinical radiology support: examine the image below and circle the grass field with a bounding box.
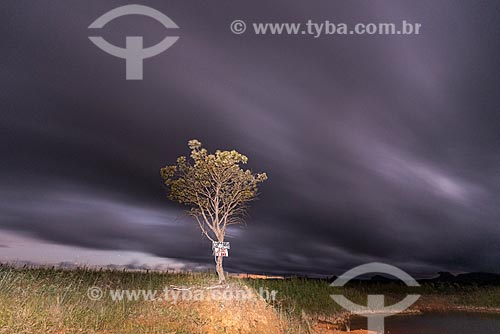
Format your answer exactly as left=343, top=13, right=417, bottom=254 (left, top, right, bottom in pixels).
left=1, top=265, right=500, bottom=333
left=245, top=277, right=500, bottom=320
left=0, top=265, right=298, bottom=334
left=0, top=266, right=214, bottom=333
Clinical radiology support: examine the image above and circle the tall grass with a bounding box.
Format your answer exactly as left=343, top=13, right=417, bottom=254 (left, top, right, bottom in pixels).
left=245, top=277, right=500, bottom=318
left=0, top=265, right=218, bottom=333
left=2, top=265, right=500, bottom=333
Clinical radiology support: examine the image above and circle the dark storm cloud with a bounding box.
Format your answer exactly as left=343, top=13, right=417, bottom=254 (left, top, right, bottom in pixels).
left=1, top=0, right=500, bottom=275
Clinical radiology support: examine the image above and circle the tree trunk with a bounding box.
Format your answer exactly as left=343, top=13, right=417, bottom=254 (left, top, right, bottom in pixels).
left=215, top=255, right=225, bottom=283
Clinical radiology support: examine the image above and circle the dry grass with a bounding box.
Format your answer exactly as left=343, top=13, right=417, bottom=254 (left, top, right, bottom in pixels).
left=0, top=266, right=298, bottom=334
left=3, top=265, right=499, bottom=334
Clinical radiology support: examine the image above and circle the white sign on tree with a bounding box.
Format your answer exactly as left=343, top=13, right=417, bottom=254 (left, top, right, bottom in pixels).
left=212, top=241, right=230, bottom=250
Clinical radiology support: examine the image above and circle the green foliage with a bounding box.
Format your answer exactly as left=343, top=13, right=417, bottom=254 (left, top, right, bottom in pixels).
left=160, top=139, right=267, bottom=241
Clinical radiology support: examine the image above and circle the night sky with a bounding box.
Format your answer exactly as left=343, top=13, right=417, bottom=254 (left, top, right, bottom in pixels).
left=1, top=1, right=500, bottom=275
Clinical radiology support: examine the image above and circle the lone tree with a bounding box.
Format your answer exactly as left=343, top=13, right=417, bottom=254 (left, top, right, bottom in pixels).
left=160, top=139, right=267, bottom=283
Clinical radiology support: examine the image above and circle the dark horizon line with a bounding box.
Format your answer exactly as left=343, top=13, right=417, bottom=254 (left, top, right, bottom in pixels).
left=3, top=261, right=500, bottom=282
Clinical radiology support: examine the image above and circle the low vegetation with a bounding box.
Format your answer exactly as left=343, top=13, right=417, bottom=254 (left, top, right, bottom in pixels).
left=0, top=265, right=290, bottom=334
left=1, top=265, right=500, bottom=333
left=245, top=277, right=500, bottom=321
